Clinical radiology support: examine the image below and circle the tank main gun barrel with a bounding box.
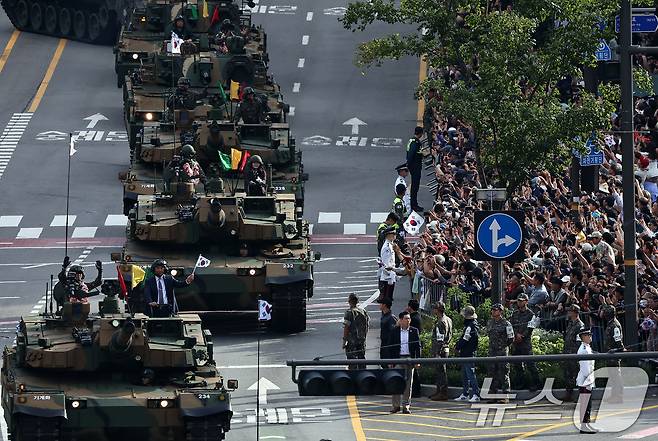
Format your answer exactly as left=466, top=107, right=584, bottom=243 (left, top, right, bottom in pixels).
left=110, top=320, right=136, bottom=353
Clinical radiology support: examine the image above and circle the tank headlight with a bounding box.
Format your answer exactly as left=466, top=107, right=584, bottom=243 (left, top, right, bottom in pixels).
left=135, top=355, right=142, bottom=361
left=145, top=112, right=154, bottom=121
left=227, top=379, right=238, bottom=390
left=160, top=400, right=169, bottom=408
left=18, top=383, right=26, bottom=392
left=111, top=320, right=120, bottom=328
left=248, top=268, right=256, bottom=276
left=170, top=269, right=178, bottom=276
left=71, top=400, right=80, bottom=409
left=132, top=53, right=139, bottom=60
left=230, top=229, right=237, bottom=236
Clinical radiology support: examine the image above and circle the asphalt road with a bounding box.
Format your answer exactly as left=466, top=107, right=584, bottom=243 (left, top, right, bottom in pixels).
left=2, top=1, right=658, bottom=441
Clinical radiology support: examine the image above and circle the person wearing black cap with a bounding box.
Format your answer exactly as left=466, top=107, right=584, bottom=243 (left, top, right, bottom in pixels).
left=576, top=328, right=597, bottom=434
left=405, top=126, right=425, bottom=211
left=377, top=227, right=397, bottom=303
left=376, top=212, right=400, bottom=254
left=563, top=304, right=585, bottom=402
left=394, top=163, right=410, bottom=213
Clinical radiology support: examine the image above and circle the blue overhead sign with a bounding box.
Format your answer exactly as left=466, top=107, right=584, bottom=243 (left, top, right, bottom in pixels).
left=474, top=212, right=524, bottom=261
left=615, top=14, right=658, bottom=33
left=574, top=137, right=604, bottom=167
left=595, top=39, right=612, bottom=62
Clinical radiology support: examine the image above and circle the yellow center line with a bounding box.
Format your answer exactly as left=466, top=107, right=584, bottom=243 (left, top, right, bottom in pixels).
left=27, top=38, right=67, bottom=113
left=416, top=55, right=428, bottom=124
left=506, top=403, right=658, bottom=440
left=364, top=427, right=525, bottom=439
left=0, top=30, right=20, bottom=75
left=348, top=395, right=367, bottom=441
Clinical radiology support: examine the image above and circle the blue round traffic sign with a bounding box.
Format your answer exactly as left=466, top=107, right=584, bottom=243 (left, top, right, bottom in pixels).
left=476, top=213, right=523, bottom=260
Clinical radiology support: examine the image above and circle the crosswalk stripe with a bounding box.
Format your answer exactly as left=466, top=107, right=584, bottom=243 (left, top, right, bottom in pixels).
left=318, top=212, right=341, bottom=223
left=50, top=215, right=76, bottom=227
left=104, top=214, right=127, bottom=226
left=343, top=223, right=366, bottom=235
left=370, top=212, right=388, bottom=223
left=16, top=228, right=42, bottom=239
left=71, top=227, right=97, bottom=238
left=0, top=216, right=22, bottom=227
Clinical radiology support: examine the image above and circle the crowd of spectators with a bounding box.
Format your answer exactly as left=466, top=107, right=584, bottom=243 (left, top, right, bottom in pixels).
left=389, top=73, right=658, bottom=354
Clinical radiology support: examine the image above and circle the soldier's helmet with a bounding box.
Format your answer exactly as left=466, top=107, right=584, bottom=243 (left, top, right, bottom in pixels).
left=151, top=259, right=169, bottom=272
left=181, top=144, right=196, bottom=159
left=250, top=155, right=263, bottom=165
left=174, top=15, right=185, bottom=25
left=67, top=265, right=85, bottom=279
left=177, top=77, right=191, bottom=88
left=243, top=87, right=255, bottom=96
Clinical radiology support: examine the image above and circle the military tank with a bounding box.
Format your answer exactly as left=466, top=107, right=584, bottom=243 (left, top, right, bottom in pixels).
left=114, top=0, right=256, bottom=87
left=1, top=278, right=237, bottom=441
left=113, top=182, right=318, bottom=334
left=0, top=0, right=133, bottom=44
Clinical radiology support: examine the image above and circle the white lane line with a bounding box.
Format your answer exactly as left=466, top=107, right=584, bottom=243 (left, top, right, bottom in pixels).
left=217, top=364, right=287, bottom=369
left=314, top=271, right=339, bottom=274
left=308, top=223, right=313, bottom=235
left=297, top=58, right=305, bottom=68
left=259, top=5, right=267, bottom=13
left=318, top=212, right=341, bottom=223
left=0, top=281, right=26, bottom=284
left=292, top=82, right=301, bottom=93
left=619, top=426, right=658, bottom=439
left=0, top=296, right=20, bottom=299
left=16, top=228, right=42, bottom=239
left=50, top=215, right=77, bottom=227
left=370, top=212, right=388, bottom=223
left=302, top=35, right=309, bottom=45
left=288, top=106, right=295, bottom=116
left=315, top=284, right=378, bottom=290
left=306, top=12, right=313, bottom=21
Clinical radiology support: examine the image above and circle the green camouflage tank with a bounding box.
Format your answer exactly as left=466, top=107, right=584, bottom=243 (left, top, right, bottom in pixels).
left=114, top=184, right=318, bottom=333
left=1, top=281, right=237, bottom=441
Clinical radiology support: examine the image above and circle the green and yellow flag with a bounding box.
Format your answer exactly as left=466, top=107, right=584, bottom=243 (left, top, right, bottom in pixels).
left=230, top=80, right=240, bottom=100
left=202, top=0, right=209, bottom=18
left=231, top=148, right=243, bottom=170
left=218, top=151, right=232, bottom=171
left=131, top=265, right=146, bottom=289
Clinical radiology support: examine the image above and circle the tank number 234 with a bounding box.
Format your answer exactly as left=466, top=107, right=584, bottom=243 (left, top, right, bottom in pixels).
left=33, top=395, right=51, bottom=400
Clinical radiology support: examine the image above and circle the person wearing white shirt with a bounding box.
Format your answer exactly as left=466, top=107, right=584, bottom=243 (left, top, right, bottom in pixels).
left=576, top=329, right=597, bottom=434
left=394, top=164, right=411, bottom=215
left=377, top=227, right=398, bottom=303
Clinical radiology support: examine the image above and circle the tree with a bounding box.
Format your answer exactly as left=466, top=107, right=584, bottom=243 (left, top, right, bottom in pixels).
left=341, top=0, right=621, bottom=193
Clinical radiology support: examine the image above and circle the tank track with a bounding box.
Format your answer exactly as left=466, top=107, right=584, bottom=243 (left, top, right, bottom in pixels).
left=11, top=415, right=62, bottom=441
left=185, top=415, right=229, bottom=441
left=0, top=0, right=130, bottom=45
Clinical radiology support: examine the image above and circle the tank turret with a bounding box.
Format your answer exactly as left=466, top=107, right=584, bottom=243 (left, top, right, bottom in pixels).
left=2, top=288, right=237, bottom=440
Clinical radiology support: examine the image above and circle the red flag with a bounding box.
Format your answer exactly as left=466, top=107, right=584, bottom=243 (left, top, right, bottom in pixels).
left=210, top=5, right=220, bottom=26
left=239, top=150, right=251, bottom=172
left=117, top=266, right=128, bottom=299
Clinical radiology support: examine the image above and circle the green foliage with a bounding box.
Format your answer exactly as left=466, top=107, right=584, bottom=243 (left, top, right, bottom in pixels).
left=342, top=0, right=620, bottom=192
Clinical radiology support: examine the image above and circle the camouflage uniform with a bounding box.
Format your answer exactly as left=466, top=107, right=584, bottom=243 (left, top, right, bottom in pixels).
left=563, top=316, right=585, bottom=397
left=487, top=317, right=514, bottom=395
left=510, top=307, right=540, bottom=390
left=343, top=306, right=369, bottom=369
left=431, top=314, right=453, bottom=398
left=234, top=92, right=267, bottom=124
left=603, top=305, right=624, bottom=399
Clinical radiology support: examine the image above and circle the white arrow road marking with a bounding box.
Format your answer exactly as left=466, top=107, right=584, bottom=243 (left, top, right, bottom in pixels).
left=83, top=113, right=108, bottom=129
left=248, top=377, right=280, bottom=405
left=342, top=117, right=367, bottom=135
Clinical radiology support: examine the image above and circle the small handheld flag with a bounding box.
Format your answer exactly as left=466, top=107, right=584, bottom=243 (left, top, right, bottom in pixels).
left=131, top=265, right=146, bottom=289
left=202, top=0, right=209, bottom=18
left=403, top=211, right=425, bottom=235
left=195, top=255, right=211, bottom=268
left=171, top=31, right=183, bottom=54
left=117, top=266, right=128, bottom=299
left=258, top=300, right=272, bottom=321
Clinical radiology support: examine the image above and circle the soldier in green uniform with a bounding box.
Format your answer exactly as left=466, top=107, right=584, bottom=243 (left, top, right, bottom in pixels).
left=392, top=183, right=409, bottom=220
left=429, top=302, right=453, bottom=401
left=510, top=293, right=540, bottom=391
left=602, top=304, right=624, bottom=402
left=234, top=87, right=268, bottom=124
left=563, top=305, right=585, bottom=402
left=486, top=303, right=514, bottom=403
left=343, top=293, right=370, bottom=369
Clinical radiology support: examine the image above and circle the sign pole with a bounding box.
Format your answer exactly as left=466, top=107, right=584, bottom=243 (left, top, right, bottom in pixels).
left=620, top=0, right=639, bottom=349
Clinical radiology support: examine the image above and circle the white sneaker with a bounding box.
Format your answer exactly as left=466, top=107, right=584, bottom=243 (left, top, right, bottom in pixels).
left=454, top=394, right=469, bottom=401
left=468, top=395, right=481, bottom=402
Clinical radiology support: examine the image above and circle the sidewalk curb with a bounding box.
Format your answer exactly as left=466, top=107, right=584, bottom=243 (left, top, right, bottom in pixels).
left=420, top=383, right=658, bottom=401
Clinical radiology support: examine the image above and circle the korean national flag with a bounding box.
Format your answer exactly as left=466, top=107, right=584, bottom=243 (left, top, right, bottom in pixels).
left=403, top=211, right=425, bottom=235
left=195, top=255, right=211, bottom=268
left=258, top=300, right=272, bottom=321
left=171, top=31, right=183, bottom=54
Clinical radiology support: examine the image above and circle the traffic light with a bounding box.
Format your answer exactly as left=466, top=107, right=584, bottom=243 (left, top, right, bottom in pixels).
left=297, top=369, right=407, bottom=396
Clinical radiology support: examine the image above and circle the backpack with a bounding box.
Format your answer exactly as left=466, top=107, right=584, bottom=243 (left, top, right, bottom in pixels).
left=349, top=308, right=369, bottom=343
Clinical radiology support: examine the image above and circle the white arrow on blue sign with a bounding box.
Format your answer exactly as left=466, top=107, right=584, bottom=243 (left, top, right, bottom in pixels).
left=595, top=39, right=612, bottom=62
left=476, top=213, right=523, bottom=260
left=615, top=14, right=658, bottom=33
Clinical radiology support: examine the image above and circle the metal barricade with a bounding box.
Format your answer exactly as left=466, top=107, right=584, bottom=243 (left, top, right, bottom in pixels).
left=419, top=276, right=446, bottom=311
